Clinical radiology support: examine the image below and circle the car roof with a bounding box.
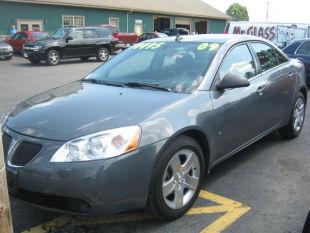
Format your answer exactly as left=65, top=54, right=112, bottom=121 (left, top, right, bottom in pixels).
left=146, top=34, right=267, bottom=44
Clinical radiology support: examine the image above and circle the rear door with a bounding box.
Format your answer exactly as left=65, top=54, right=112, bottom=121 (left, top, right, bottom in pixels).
left=83, top=28, right=99, bottom=56
left=64, top=29, right=85, bottom=57
left=210, top=43, right=267, bottom=162
left=250, top=42, right=295, bottom=129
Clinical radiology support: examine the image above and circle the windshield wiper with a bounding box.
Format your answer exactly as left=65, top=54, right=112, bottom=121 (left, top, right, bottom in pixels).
left=124, top=82, right=171, bottom=92
left=82, top=79, right=126, bottom=87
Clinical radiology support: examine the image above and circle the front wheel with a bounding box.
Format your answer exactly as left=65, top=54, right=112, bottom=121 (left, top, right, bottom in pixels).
left=148, top=135, right=205, bottom=220
left=96, top=47, right=109, bottom=62
left=46, top=49, right=60, bottom=65
left=279, top=92, right=306, bottom=139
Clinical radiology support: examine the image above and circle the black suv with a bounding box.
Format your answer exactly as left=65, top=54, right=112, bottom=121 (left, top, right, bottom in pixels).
left=23, top=26, right=117, bottom=65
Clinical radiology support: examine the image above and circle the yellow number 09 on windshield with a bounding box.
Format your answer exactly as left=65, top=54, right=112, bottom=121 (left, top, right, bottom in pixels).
left=197, top=43, right=220, bottom=51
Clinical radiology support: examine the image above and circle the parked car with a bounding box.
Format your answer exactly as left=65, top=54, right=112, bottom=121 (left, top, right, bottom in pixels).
left=138, top=32, right=168, bottom=42
left=283, top=39, right=310, bottom=86
left=163, top=28, right=189, bottom=36
left=100, top=25, right=138, bottom=49
left=0, top=41, right=13, bottom=60
left=303, top=210, right=310, bottom=233
left=1, top=35, right=307, bottom=220
left=5, top=31, right=48, bottom=53
left=23, top=26, right=117, bottom=65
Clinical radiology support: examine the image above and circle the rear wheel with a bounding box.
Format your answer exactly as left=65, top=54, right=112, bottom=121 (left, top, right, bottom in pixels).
left=46, top=49, right=60, bottom=65
left=279, top=92, right=306, bottom=139
left=148, top=135, right=205, bottom=220
left=96, top=47, right=109, bottom=62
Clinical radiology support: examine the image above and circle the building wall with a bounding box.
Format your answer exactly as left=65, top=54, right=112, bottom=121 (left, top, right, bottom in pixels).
left=0, top=1, right=226, bottom=35
left=208, top=19, right=227, bottom=34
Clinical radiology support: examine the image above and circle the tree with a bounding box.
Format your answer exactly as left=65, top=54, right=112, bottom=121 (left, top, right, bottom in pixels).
left=226, top=3, right=249, bottom=21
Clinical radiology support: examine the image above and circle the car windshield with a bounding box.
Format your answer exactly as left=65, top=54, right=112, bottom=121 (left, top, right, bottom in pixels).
left=32, top=32, right=49, bottom=39
left=49, top=28, right=69, bottom=39
left=86, top=41, right=222, bottom=93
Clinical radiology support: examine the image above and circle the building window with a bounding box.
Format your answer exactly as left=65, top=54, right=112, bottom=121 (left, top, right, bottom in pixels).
left=62, top=15, right=85, bottom=27
left=109, top=17, right=119, bottom=29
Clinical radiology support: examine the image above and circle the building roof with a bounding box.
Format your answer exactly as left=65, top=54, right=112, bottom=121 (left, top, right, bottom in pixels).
left=4, top=0, right=229, bottom=19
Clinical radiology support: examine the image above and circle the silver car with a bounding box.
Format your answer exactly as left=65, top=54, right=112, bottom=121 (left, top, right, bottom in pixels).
left=1, top=35, right=307, bottom=220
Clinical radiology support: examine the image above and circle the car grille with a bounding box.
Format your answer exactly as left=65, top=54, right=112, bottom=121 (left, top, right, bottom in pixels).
left=10, top=141, right=42, bottom=166
left=2, top=132, right=12, bottom=159
left=17, top=189, right=91, bottom=214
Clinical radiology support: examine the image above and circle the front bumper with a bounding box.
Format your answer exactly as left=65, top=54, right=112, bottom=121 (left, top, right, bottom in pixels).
left=23, top=47, right=45, bottom=60
left=0, top=50, right=12, bottom=57
left=2, top=127, right=167, bottom=215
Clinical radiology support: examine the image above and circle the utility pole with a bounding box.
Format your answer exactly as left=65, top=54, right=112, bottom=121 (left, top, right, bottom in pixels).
left=0, top=138, right=13, bottom=233
left=266, top=1, right=270, bottom=22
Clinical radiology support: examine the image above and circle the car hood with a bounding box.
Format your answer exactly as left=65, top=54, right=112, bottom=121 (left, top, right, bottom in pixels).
left=6, top=81, right=187, bottom=141
left=26, top=37, right=61, bottom=46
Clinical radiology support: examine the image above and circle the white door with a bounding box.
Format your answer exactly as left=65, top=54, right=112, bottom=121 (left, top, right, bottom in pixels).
left=134, top=24, right=143, bottom=36
left=17, top=19, right=44, bottom=31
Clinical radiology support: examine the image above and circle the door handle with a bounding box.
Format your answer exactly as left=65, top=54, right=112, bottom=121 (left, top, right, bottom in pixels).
left=288, top=72, right=294, bottom=77
left=256, top=86, right=266, bottom=96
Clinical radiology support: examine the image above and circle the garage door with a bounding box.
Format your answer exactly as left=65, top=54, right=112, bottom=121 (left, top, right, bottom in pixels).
left=175, top=18, right=191, bottom=32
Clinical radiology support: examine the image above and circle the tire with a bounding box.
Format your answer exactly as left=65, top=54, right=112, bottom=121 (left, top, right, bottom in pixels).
left=5, top=56, right=12, bottom=60
left=46, top=49, right=60, bottom=66
left=80, top=57, right=89, bottom=61
left=279, top=92, right=306, bottom=139
left=303, top=210, right=310, bottom=233
left=148, top=135, right=205, bottom=220
left=96, top=47, right=109, bottom=62
left=29, top=57, right=41, bottom=64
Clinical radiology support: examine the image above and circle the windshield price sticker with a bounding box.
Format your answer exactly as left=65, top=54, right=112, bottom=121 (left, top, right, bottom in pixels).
left=130, top=42, right=166, bottom=50
left=197, top=43, right=220, bottom=51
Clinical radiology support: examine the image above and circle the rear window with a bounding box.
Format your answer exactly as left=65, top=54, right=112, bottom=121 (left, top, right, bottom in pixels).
left=32, top=32, right=49, bottom=39
left=107, top=26, right=119, bottom=34
left=283, top=41, right=303, bottom=54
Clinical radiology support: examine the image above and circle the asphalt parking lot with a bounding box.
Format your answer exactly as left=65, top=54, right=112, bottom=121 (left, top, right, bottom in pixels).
left=1, top=55, right=310, bottom=233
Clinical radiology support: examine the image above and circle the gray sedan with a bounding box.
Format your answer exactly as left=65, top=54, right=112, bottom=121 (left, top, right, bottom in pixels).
left=0, top=41, right=13, bottom=60
left=1, top=35, right=307, bottom=220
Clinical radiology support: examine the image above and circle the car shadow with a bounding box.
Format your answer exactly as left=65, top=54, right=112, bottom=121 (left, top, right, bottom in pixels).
left=13, top=57, right=103, bottom=67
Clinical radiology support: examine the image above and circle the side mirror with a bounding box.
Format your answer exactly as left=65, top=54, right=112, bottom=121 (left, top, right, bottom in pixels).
left=66, top=36, right=73, bottom=42
left=216, top=73, right=250, bottom=90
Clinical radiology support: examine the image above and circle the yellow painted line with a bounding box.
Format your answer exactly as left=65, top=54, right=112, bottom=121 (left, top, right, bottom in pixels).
left=22, top=190, right=250, bottom=233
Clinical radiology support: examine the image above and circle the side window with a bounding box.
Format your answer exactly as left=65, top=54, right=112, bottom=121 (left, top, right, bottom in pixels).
left=275, top=49, right=288, bottom=64
left=296, top=42, right=310, bottom=55
left=97, top=28, right=111, bottom=38
left=84, top=29, right=98, bottom=39
left=251, top=43, right=279, bottom=72
left=219, top=44, right=256, bottom=80
left=69, top=30, right=83, bottom=40
left=20, top=33, right=28, bottom=39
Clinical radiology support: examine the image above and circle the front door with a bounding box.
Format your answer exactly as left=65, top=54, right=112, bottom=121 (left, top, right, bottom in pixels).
left=64, top=29, right=85, bottom=58
left=209, top=44, right=267, bottom=163
left=17, top=19, right=44, bottom=32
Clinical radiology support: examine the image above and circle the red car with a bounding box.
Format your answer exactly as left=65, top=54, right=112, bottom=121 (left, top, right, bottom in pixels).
left=5, top=31, right=49, bottom=53
left=100, top=25, right=138, bottom=49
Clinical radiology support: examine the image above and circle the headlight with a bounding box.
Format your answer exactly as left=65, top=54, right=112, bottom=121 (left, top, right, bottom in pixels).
left=50, top=126, right=141, bottom=162
left=33, top=45, right=43, bottom=50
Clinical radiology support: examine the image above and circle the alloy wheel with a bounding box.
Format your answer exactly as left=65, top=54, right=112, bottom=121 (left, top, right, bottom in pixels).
left=293, top=97, right=305, bottom=132
left=162, top=149, right=200, bottom=210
